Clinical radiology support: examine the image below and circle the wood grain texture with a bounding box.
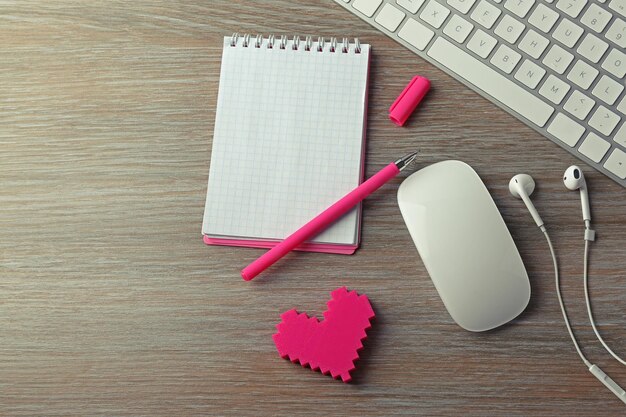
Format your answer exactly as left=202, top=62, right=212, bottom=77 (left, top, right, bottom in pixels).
left=1, top=1, right=624, bottom=415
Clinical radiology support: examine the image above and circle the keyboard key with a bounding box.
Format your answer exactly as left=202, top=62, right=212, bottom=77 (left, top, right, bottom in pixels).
left=420, top=0, right=451, bottom=28
left=504, top=0, right=535, bottom=18
left=447, top=0, right=477, bottom=14
left=398, top=18, right=435, bottom=49
left=591, top=75, right=624, bottom=105
left=609, top=0, right=626, bottom=17
left=542, top=44, right=574, bottom=74
left=564, top=90, right=595, bottom=120
left=427, top=37, right=554, bottom=126
left=376, top=3, right=406, bottom=31
left=397, top=0, right=426, bottom=13
left=589, top=105, right=621, bottom=135
left=514, top=59, right=546, bottom=88
left=577, top=33, right=609, bottom=63
left=605, top=18, right=626, bottom=48
left=495, top=14, right=525, bottom=43
left=556, top=0, right=587, bottom=18
left=467, top=29, right=498, bottom=57
left=604, top=148, right=626, bottom=178
left=602, top=49, right=626, bottom=78
left=619, top=96, right=626, bottom=115
left=470, top=0, right=501, bottom=28
left=519, top=29, right=550, bottom=58
left=578, top=132, right=611, bottom=162
left=581, top=4, right=613, bottom=33
left=614, top=123, right=626, bottom=147
left=353, top=0, right=384, bottom=17
left=491, top=44, right=522, bottom=73
left=444, top=14, right=474, bottom=42
left=528, top=3, right=559, bottom=32
left=552, top=18, right=584, bottom=47
left=617, top=96, right=626, bottom=114
left=539, top=74, right=570, bottom=104
left=547, top=113, right=586, bottom=146
left=567, top=59, right=599, bottom=89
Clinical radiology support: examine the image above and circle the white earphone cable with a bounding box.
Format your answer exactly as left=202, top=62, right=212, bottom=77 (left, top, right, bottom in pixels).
left=542, top=228, right=591, bottom=368
left=583, top=228, right=626, bottom=366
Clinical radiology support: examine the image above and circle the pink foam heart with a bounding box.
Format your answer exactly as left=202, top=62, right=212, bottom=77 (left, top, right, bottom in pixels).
left=272, top=287, right=375, bottom=382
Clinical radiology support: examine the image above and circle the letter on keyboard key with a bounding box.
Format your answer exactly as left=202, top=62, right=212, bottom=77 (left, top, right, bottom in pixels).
left=552, top=18, right=584, bottom=47
left=519, top=30, right=550, bottom=59
left=504, top=0, right=535, bottom=18
left=578, top=132, right=611, bottom=162
left=577, top=33, right=609, bottom=63
left=443, top=14, right=474, bottom=43
left=398, top=18, right=435, bottom=50
left=490, top=44, right=522, bottom=73
left=592, top=75, right=624, bottom=105
left=495, top=14, right=525, bottom=43
left=427, top=37, right=554, bottom=126
left=528, top=3, right=559, bottom=32
left=375, top=3, right=406, bottom=31
left=604, top=148, right=626, bottom=179
left=547, top=113, right=585, bottom=146
left=470, top=0, right=501, bottom=28
left=542, top=45, right=574, bottom=74
left=353, top=0, right=384, bottom=17
left=420, top=0, right=451, bottom=28
left=539, top=74, right=570, bottom=104
left=467, top=29, right=498, bottom=58
left=567, top=60, right=599, bottom=89
left=514, top=59, right=546, bottom=88
left=397, top=0, right=427, bottom=13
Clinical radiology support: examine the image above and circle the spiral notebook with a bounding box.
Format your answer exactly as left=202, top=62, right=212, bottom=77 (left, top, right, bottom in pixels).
left=202, top=34, right=371, bottom=254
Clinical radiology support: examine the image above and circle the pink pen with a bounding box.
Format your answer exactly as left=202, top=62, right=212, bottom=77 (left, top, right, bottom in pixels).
left=241, top=151, right=419, bottom=281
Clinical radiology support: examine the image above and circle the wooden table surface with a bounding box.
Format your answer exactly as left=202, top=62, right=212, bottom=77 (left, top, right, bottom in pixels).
left=1, top=1, right=625, bottom=415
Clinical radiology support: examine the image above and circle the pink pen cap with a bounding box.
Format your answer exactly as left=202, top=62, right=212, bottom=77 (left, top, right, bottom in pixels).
left=389, top=75, right=431, bottom=126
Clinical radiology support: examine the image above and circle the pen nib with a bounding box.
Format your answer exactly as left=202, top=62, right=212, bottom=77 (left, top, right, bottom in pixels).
left=395, top=151, right=419, bottom=171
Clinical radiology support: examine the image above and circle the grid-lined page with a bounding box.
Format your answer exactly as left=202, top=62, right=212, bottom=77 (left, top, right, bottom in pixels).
left=202, top=36, right=370, bottom=245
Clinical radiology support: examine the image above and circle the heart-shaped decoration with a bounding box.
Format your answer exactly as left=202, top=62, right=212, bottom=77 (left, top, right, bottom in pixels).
left=273, top=287, right=375, bottom=382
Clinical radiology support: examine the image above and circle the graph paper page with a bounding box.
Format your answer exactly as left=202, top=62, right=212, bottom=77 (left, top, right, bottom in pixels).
left=202, top=36, right=370, bottom=245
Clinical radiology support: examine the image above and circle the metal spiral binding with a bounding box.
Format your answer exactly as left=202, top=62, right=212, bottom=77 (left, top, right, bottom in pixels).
left=342, top=37, right=349, bottom=53
left=292, top=36, right=300, bottom=50
left=230, top=32, right=239, bottom=47
left=229, top=34, right=362, bottom=54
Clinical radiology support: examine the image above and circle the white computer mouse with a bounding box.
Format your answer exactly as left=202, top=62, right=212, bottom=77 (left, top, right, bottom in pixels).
left=397, top=160, right=530, bottom=332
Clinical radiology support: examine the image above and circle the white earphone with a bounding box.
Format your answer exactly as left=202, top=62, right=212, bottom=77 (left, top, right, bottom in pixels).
left=508, top=174, right=544, bottom=229
left=509, top=167, right=626, bottom=405
left=563, top=165, right=591, bottom=223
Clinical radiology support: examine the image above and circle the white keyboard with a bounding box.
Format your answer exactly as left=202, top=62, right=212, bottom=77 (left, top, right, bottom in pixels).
left=334, top=0, right=626, bottom=187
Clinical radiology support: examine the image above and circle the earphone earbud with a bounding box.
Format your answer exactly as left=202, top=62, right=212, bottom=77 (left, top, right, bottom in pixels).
left=509, top=174, right=544, bottom=228
left=563, top=165, right=591, bottom=222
